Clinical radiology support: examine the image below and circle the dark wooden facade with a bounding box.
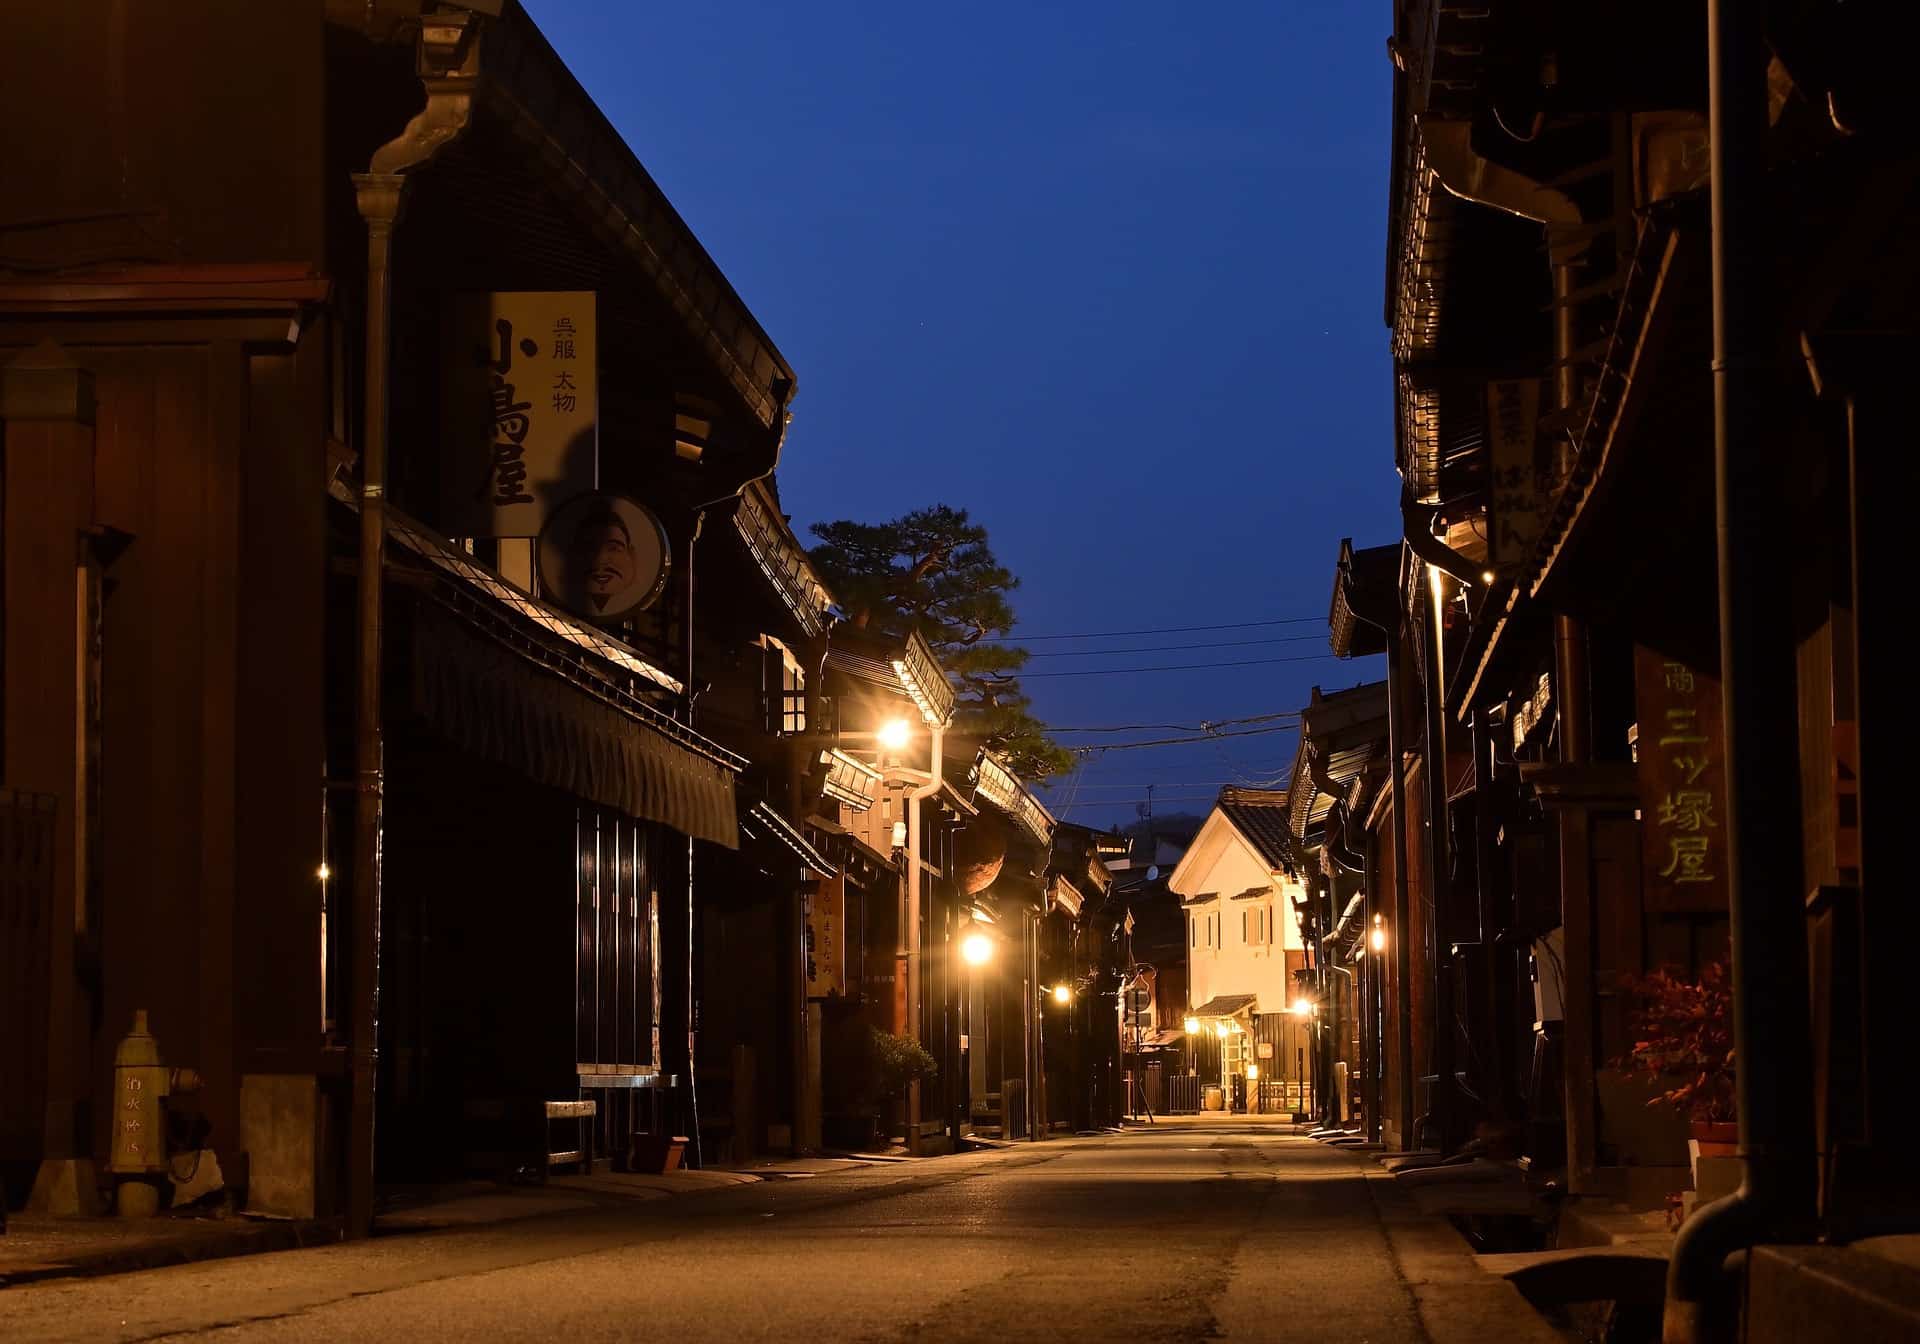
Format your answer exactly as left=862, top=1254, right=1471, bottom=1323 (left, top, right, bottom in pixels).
left=1, top=0, right=795, bottom=1219
left=1330, top=5, right=1920, bottom=1301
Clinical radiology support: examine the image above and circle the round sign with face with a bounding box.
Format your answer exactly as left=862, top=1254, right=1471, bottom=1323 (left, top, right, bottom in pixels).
left=537, top=492, right=670, bottom=624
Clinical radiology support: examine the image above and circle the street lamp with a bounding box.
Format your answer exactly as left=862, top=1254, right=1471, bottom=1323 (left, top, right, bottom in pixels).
left=877, top=717, right=912, bottom=751
left=1051, top=983, right=1071, bottom=1006
left=1183, top=1015, right=1199, bottom=1036
left=961, top=931, right=993, bottom=966
left=1290, top=998, right=1313, bottom=1017
left=1370, top=914, right=1386, bottom=954
left=1213, top=1020, right=1230, bottom=1038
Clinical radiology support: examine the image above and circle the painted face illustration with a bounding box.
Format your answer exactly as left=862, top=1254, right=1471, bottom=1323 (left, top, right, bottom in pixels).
left=568, top=512, right=635, bottom=610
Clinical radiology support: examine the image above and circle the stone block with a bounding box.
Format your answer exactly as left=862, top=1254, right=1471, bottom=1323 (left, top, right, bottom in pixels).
left=27, top=1158, right=102, bottom=1215
left=240, top=1074, right=323, bottom=1220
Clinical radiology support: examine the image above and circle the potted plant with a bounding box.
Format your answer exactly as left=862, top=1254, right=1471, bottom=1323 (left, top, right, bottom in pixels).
left=1618, top=960, right=1736, bottom=1155
left=871, top=1029, right=938, bottom=1134
left=823, top=1024, right=937, bottom=1151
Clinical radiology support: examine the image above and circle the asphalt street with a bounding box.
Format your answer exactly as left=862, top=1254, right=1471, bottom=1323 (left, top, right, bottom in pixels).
left=0, top=1122, right=1445, bottom=1343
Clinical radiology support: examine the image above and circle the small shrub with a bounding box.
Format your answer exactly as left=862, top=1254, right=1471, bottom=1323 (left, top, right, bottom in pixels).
left=1616, top=960, right=1734, bottom=1124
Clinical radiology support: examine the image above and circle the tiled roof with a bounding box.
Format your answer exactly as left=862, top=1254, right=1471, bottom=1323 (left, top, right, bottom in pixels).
left=1329, top=539, right=1400, bottom=659
left=1190, top=994, right=1258, bottom=1019
left=1215, top=788, right=1294, bottom=871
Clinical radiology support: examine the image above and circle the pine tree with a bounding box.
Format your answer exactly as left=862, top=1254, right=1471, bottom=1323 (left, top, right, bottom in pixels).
left=808, top=506, right=1071, bottom=779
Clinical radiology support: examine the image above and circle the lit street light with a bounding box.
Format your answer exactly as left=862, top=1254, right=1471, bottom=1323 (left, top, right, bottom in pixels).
left=877, top=718, right=912, bottom=751
left=1051, top=983, right=1071, bottom=1005
left=1183, top=1016, right=1199, bottom=1035
left=961, top=931, right=993, bottom=966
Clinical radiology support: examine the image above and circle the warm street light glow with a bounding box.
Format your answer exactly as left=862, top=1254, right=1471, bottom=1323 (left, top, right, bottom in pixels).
left=961, top=932, right=993, bottom=966
left=317, top=863, right=331, bottom=881
left=1370, top=926, right=1386, bottom=953
left=1245, top=1064, right=1259, bottom=1081
left=1481, top=570, right=1496, bottom=586
left=1290, top=999, right=1313, bottom=1016
left=877, top=718, right=912, bottom=751
left=1183, top=1016, right=1200, bottom=1035
left=1052, top=984, right=1071, bottom=1005
left=1214, top=1021, right=1230, bottom=1038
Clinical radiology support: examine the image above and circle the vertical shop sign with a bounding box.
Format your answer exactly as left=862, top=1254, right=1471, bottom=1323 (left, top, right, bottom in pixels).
left=1487, top=378, right=1548, bottom=574
left=1634, top=645, right=1730, bottom=913
left=806, top=873, right=845, bottom=999
left=442, top=291, right=597, bottom=537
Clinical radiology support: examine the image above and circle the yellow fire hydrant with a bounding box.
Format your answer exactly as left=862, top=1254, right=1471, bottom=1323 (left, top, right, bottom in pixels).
left=108, top=1010, right=201, bottom=1217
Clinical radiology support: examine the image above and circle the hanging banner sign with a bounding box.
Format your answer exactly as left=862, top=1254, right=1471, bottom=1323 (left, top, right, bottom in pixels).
left=536, top=492, right=670, bottom=624
left=1486, top=378, right=1548, bottom=574
left=1633, top=645, right=1730, bottom=915
left=442, top=291, right=597, bottom=538
left=806, top=873, right=846, bottom=1000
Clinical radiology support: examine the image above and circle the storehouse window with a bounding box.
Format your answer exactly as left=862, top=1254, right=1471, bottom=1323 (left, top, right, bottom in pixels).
left=761, top=637, right=806, bottom=735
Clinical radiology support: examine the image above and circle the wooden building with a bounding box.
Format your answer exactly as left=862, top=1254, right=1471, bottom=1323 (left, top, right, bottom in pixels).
left=1364, top=2, right=1920, bottom=1333
left=1, top=0, right=797, bottom=1227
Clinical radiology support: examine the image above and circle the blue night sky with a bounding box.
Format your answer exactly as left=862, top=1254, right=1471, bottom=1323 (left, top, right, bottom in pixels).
left=525, top=1, right=1395, bottom=828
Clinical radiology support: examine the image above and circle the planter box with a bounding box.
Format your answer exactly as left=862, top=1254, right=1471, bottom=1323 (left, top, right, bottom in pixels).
left=628, top=1134, right=687, bottom=1174
left=1691, top=1154, right=1742, bottom=1204
left=823, top=1114, right=882, bottom=1152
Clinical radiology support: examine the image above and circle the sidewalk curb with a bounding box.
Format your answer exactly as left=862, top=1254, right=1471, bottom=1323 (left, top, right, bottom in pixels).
left=1361, top=1165, right=1567, bottom=1344
left=0, top=1140, right=1009, bottom=1291
left=0, top=1217, right=344, bottom=1291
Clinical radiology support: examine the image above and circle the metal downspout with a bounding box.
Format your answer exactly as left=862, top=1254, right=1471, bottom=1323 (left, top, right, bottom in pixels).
left=345, top=10, right=480, bottom=1239
left=1402, top=495, right=1482, bottom=585
left=904, top=723, right=944, bottom=1151
left=678, top=396, right=792, bottom=1168
left=1344, top=570, right=1417, bottom=1150
left=1421, top=565, right=1462, bottom=1153
left=1665, top=2, right=1817, bottom=1337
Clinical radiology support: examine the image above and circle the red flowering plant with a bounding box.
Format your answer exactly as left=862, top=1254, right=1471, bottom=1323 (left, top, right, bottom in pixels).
left=1616, top=960, right=1735, bottom=1124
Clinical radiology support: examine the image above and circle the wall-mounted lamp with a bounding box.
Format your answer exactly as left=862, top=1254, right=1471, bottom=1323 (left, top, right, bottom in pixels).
left=1183, top=1016, right=1200, bottom=1035
left=1051, top=984, right=1071, bottom=1005
left=1370, top=914, right=1386, bottom=953
left=961, top=932, right=993, bottom=966
left=1290, top=998, right=1314, bottom=1017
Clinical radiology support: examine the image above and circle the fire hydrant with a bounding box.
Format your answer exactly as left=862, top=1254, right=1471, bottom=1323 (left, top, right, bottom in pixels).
left=108, top=1010, right=201, bottom=1217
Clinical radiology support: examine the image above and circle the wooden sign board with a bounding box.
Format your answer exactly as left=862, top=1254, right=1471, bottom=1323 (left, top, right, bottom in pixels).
left=806, top=873, right=845, bottom=1000
left=1634, top=645, right=1730, bottom=914
left=1487, top=378, right=1548, bottom=574
left=442, top=291, right=597, bottom=537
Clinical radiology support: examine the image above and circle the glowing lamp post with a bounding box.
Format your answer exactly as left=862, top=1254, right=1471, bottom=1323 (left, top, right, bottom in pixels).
left=877, top=717, right=912, bottom=752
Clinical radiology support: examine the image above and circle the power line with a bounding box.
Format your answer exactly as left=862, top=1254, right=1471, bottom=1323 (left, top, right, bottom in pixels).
left=1023, top=653, right=1343, bottom=678
left=1024, top=634, right=1327, bottom=659
left=981, top=616, right=1323, bottom=643
left=1047, top=710, right=1300, bottom=734
left=1052, top=775, right=1244, bottom=787
left=1072, top=724, right=1300, bottom=753
left=1052, top=796, right=1225, bottom=806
